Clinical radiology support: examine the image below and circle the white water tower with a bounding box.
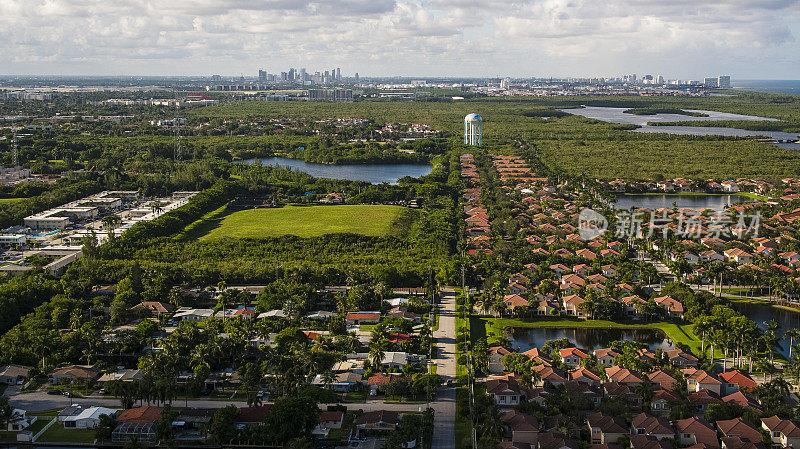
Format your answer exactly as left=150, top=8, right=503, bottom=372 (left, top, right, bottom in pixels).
left=464, top=113, right=482, bottom=146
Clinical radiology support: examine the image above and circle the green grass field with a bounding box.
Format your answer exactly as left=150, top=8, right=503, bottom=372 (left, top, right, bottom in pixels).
left=200, top=205, right=405, bottom=240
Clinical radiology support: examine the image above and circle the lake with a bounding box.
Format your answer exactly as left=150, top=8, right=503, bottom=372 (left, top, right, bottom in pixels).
left=240, top=157, right=433, bottom=184
left=731, top=301, right=800, bottom=358
left=613, top=194, right=750, bottom=212
left=560, top=106, right=799, bottom=142
left=507, top=326, right=675, bottom=353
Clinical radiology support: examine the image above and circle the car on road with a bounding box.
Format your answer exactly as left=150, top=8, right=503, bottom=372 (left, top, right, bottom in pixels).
left=46, top=389, right=61, bottom=395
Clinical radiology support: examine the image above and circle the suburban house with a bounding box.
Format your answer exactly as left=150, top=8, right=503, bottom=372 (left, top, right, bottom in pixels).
left=593, top=348, right=621, bottom=367
left=675, top=417, right=719, bottom=448
left=587, top=412, right=627, bottom=445
left=345, top=312, right=380, bottom=326
left=559, top=348, right=589, bottom=366
left=113, top=406, right=162, bottom=443
left=683, top=368, right=722, bottom=395
left=717, top=418, right=763, bottom=444
left=631, top=413, right=675, bottom=440
left=355, top=410, right=400, bottom=438
left=762, top=416, right=800, bottom=449
left=0, top=364, right=31, bottom=385
left=50, top=365, right=100, bottom=385
left=60, top=406, right=118, bottom=429
left=719, top=370, right=758, bottom=395
left=489, top=346, right=513, bottom=374
left=501, top=410, right=539, bottom=444
left=487, top=375, right=528, bottom=408
left=724, top=248, right=754, bottom=265
left=665, top=350, right=698, bottom=367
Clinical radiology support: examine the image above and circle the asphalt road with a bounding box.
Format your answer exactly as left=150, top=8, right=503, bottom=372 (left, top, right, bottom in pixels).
left=430, top=287, right=457, bottom=449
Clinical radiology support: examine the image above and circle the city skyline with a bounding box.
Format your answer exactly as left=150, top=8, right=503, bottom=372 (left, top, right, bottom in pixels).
left=1, top=0, right=799, bottom=79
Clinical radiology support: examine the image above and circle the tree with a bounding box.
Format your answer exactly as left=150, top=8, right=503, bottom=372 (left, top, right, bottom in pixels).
left=95, top=413, right=117, bottom=443
left=0, top=397, right=21, bottom=430
left=209, top=405, right=238, bottom=445
left=787, top=329, right=800, bottom=358
left=102, top=214, right=122, bottom=240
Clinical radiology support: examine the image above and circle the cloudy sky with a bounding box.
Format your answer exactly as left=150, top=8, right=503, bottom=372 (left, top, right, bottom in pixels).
left=1, top=0, right=799, bottom=79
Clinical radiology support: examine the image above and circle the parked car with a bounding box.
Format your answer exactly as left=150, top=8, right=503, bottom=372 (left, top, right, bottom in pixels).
left=46, top=389, right=61, bottom=395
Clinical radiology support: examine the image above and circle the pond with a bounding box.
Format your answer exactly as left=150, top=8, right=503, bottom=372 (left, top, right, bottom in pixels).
left=731, top=301, right=800, bottom=358
left=240, top=157, right=432, bottom=184
left=507, top=326, right=675, bottom=353
left=613, top=194, right=751, bottom=212
left=560, top=106, right=799, bottom=142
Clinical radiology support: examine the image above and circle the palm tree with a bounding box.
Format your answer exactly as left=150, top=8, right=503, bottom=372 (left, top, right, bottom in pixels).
left=787, top=329, right=800, bottom=358
left=102, top=214, right=122, bottom=240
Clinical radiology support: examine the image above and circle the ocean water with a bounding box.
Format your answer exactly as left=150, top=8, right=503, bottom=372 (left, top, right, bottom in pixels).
left=731, top=80, right=800, bottom=95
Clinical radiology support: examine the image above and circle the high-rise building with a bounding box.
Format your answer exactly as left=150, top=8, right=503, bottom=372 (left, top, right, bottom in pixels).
left=288, top=68, right=296, bottom=82
left=300, top=68, right=307, bottom=85
left=336, top=68, right=341, bottom=80
left=718, top=75, right=731, bottom=89
left=500, top=77, right=511, bottom=90
left=656, top=75, right=664, bottom=84
left=704, top=77, right=718, bottom=87
left=354, top=73, right=359, bottom=82
left=258, top=70, right=267, bottom=82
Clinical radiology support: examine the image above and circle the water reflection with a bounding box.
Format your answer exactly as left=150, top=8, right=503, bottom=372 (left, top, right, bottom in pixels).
left=241, top=157, right=432, bottom=184
left=731, top=301, right=800, bottom=358
left=508, top=327, right=675, bottom=353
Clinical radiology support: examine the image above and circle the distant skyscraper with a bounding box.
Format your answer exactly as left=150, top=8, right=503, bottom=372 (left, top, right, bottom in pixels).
left=354, top=73, right=359, bottom=81
left=704, top=77, right=718, bottom=87
left=300, top=68, right=307, bottom=85
left=500, top=77, right=511, bottom=90
left=258, top=70, right=267, bottom=82
left=718, top=75, right=731, bottom=89
left=336, top=68, right=341, bottom=80
left=656, top=75, right=664, bottom=84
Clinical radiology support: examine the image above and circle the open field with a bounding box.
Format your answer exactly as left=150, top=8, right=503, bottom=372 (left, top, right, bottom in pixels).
left=470, top=316, right=710, bottom=356
left=199, top=205, right=405, bottom=240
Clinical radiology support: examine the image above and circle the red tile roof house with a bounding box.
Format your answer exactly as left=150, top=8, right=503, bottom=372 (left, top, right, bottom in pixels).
left=720, top=436, right=765, bottom=449
left=631, top=434, right=671, bottom=449
left=605, top=366, right=645, bottom=386
left=631, top=413, right=675, bottom=440
left=653, top=296, right=685, bottom=319
left=562, top=295, right=587, bottom=318
left=532, top=365, right=566, bottom=388
left=587, top=412, right=628, bottom=445
left=761, top=416, right=800, bottom=449
left=593, top=348, right=621, bottom=367
left=559, top=348, right=589, bottom=366
left=647, top=369, right=677, bottom=391
left=569, top=367, right=601, bottom=386
left=676, top=417, right=719, bottom=448
left=722, top=391, right=762, bottom=412
left=504, top=294, right=530, bottom=315
left=487, top=375, right=529, bottom=408
left=718, top=370, right=758, bottom=395
left=489, top=346, right=513, bottom=374
left=501, top=410, right=539, bottom=444
left=522, top=348, right=552, bottom=366
left=665, top=349, right=699, bottom=368
left=345, top=312, right=380, bottom=326
left=650, top=389, right=680, bottom=415
left=717, top=418, right=763, bottom=444
left=683, top=368, right=722, bottom=395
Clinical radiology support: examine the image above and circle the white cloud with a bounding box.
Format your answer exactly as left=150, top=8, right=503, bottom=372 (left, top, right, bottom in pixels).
left=0, top=0, right=797, bottom=77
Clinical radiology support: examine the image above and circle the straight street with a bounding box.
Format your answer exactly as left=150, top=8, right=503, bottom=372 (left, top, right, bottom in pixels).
left=430, top=287, right=457, bottom=449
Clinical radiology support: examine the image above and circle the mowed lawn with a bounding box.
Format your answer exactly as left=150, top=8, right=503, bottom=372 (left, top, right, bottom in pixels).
left=201, top=205, right=404, bottom=239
